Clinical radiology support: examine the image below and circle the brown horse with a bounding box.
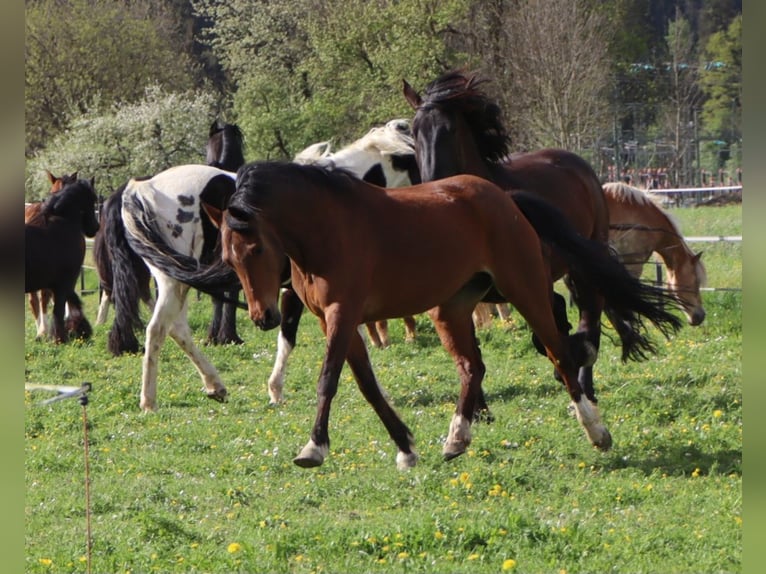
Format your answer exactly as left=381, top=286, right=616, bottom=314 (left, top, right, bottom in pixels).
left=25, top=177, right=100, bottom=343
left=157, top=162, right=680, bottom=467
left=603, top=181, right=706, bottom=326
left=403, top=70, right=662, bottom=404
left=25, top=170, right=81, bottom=339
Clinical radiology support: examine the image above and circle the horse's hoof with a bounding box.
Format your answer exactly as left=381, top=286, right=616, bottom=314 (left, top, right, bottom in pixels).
left=443, top=447, right=466, bottom=461
left=206, top=388, right=228, bottom=403
left=294, top=440, right=327, bottom=468
left=592, top=428, right=613, bottom=451
left=472, top=409, right=495, bottom=424
left=396, top=451, right=418, bottom=470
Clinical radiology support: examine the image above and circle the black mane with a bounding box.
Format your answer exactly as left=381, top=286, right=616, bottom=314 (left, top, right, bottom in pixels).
left=419, top=70, right=511, bottom=164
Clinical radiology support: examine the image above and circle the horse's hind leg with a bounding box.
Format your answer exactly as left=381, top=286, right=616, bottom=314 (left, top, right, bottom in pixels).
left=403, top=316, right=417, bottom=342
left=366, top=320, right=388, bottom=348
left=266, top=288, right=304, bottom=404
left=564, top=273, right=604, bottom=402
left=49, top=289, right=68, bottom=344
left=29, top=291, right=48, bottom=339
left=428, top=302, right=486, bottom=460
left=492, top=253, right=611, bottom=450
left=95, top=289, right=111, bottom=325
left=140, top=275, right=225, bottom=411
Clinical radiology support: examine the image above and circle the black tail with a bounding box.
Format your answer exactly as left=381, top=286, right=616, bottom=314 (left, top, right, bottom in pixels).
left=513, top=191, right=683, bottom=361
left=104, top=185, right=145, bottom=355
left=121, top=190, right=243, bottom=304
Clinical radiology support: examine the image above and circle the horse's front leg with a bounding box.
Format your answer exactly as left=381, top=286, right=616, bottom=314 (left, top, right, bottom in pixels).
left=266, top=288, right=304, bottom=404
left=218, top=290, right=244, bottom=345
left=294, top=304, right=355, bottom=468
left=345, top=325, right=417, bottom=469
left=428, top=303, right=487, bottom=460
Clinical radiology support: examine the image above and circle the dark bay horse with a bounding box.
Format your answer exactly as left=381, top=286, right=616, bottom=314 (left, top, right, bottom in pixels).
left=25, top=170, right=79, bottom=339
left=25, top=177, right=99, bottom=343
left=204, top=120, right=247, bottom=344
left=604, top=181, right=706, bottom=326
left=403, top=70, right=670, bottom=406
left=156, top=161, right=680, bottom=466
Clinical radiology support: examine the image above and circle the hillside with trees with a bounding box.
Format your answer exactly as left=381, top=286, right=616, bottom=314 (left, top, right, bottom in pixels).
left=24, top=0, right=742, bottom=199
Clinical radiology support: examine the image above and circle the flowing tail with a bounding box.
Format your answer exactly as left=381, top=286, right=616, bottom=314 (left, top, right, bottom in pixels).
left=120, top=189, right=243, bottom=304
left=512, top=191, right=683, bottom=361
left=104, top=185, right=147, bottom=355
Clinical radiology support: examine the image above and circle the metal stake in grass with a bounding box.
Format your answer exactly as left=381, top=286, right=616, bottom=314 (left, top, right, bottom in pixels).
left=26, top=382, right=94, bottom=574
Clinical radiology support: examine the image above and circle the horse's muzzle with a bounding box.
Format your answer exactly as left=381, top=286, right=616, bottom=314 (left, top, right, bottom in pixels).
left=254, top=308, right=281, bottom=331
left=688, top=308, right=706, bottom=326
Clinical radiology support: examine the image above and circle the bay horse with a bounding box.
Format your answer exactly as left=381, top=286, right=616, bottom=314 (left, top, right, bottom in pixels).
left=294, top=118, right=420, bottom=348
left=25, top=177, right=100, bottom=343
left=603, top=181, right=706, bottom=326
left=158, top=161, right=680, bottom=466
left=402, top=70, right=668, bottom=410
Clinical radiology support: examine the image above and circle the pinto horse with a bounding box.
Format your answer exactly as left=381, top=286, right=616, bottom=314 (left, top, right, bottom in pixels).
left=25, top=177, right=99, bottom=343
left=114, top=164, right=240, bottom=410
left=604, top=181, right=706, bottom=326
left=159, top=161, right=680, bottom=466
left=96, top=120, right=246, bottom=353
left=403, top=70, right=671, bottom=406
left=294, top=118, right=420, bottom=348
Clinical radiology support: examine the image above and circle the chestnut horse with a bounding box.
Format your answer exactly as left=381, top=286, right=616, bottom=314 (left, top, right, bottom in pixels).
left=25, top=177, right=99, bottom=342
left=403, top=70, right=665, bottom=405
left=152, top=162, right=680, bottom=466
left=603, top=181, right=706, bottom=326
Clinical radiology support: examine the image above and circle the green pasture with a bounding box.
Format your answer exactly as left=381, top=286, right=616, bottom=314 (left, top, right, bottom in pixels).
left=25, top=205, right=741, bottom=573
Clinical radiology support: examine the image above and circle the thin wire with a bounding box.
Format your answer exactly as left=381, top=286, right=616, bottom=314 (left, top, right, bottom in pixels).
left=80, top=396, right=92, bottom=574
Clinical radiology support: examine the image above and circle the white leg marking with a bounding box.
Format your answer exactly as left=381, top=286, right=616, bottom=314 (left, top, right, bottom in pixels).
left=572, top=398, right=612, bottom=450
left=396, top=450, right=419, bottom=470
left=294, top=439, right=329, bottom=468
left=443, top=413, right=472, bottom=458
left=267, top=331, right=294, bottom=404
left=95, top=291, right=110, bottom=325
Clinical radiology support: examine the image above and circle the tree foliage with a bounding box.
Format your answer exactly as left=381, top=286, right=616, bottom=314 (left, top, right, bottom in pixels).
left=25, top=0, right=202, bottom=155
left=25, top=86, right=220, bottom=201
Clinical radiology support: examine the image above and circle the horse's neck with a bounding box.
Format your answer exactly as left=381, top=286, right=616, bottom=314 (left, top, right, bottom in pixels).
left=646, top=211, right=692, bottom=269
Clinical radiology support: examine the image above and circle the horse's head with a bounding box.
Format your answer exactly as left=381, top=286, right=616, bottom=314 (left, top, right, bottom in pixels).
left=666, top=251, right=707, bottom=326
left=403, top=72, right=510, bottom=183
left=43, top=177, right=100, bottom=237
left=46, top=170, right=78, bottom=193
left=205, top=177, right=284, bottom=331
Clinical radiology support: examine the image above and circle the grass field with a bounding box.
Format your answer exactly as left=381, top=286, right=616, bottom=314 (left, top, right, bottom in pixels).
left=24, top=204, right=742, bottom=573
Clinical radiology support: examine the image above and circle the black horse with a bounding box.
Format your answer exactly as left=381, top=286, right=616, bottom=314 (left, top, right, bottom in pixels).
left=25, top=178, right=100, bottom=343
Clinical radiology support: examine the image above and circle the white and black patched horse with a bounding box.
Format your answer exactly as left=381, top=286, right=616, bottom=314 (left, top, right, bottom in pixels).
left=95, top=121, right=247, bottom=355
left=115, top=164, right=242, bottom=411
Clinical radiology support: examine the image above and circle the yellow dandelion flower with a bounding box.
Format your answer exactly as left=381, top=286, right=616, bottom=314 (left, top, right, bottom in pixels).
left=692, top=468, right=701, bottom=477
left=713, top=410, right=723, bottom=418
left=502, top=558, right=517, bottom=570
left=434, top=531, right=444, bottom=540
left=227, top=542, right=242, bottom=554
left=397, top=552, right=410, bottom=559
left=468, top=553, right=480, bottom=560
left=38, top=558, right=53, bottom=567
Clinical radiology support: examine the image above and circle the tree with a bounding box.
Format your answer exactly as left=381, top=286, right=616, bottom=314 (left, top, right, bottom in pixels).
left=25, top=0, right=202, bottom=156
left=500, top=0, right=613, bottom=153
left=657, top=7, right=702, bottom=185
left=25, top=86, right=220, bottom=201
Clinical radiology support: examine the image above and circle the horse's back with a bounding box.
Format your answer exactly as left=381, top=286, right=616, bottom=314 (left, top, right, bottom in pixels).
left=504, top=149, right=609, bottom=242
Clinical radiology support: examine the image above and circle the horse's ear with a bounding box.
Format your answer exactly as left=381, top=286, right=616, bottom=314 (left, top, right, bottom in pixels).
left=45, top=170, right=56, bottom=185
left=402, top=79, right=422, bottom=109
left=71, top=172, right=78, bottom=181
left=201, top=201, right=224, bottom=229
left=693, top=251, right=703, bottom=261
left=90, top=176, right=95, bottom=187
left=209, top=120, right=221, bottom=137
